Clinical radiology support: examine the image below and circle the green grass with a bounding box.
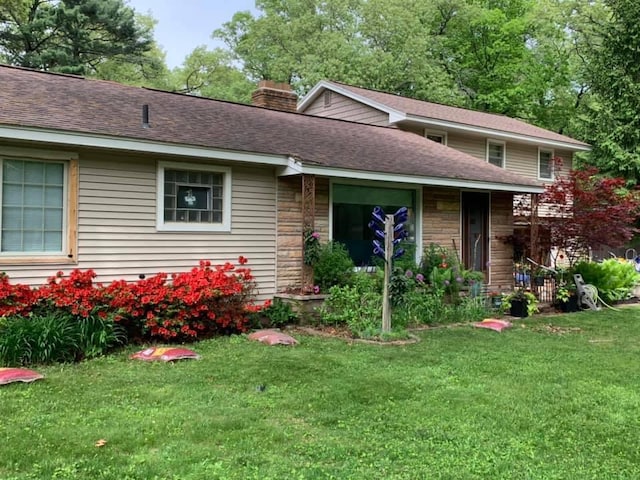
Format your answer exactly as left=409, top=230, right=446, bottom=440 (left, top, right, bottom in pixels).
left=2, top=308, right=640, bottom=479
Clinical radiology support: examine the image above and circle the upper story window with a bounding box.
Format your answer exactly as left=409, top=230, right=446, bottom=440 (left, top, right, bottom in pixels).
left=157, top=161, right=231, bottom=232
left=538, top=149, right=554, bottom=180
left=487, top=140, right=505, bottom=168
left=425, top=130, right=447, bottom=145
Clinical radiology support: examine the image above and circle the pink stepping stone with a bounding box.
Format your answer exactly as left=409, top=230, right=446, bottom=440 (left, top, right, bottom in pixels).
left=248, top=329, right=298, bottom=346
left=473, top=319, right=513, bottom=332
left=130, top=347, right=200, bottom=362
left=0, top=367, right=44, bottom=385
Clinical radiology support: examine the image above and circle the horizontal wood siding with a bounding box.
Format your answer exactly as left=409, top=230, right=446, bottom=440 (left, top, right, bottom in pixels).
left=490, top=192, right=515, bottom=288
left=422, top=187, right=461, bottom=253
left=304, top=92, right=389, bottom=126
left=446, top=132, right=486, bottom=160
left=1, top=152, right=277, bottom=298
left=505, top=143, right=537, bottom=178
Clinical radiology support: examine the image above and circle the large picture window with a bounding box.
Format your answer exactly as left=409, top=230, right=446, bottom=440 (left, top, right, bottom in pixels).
left=157, top=161, right=231, bottom=232
left=332, top=184, right=417, bottom=266
left=1, top=159, right=66, bottom=255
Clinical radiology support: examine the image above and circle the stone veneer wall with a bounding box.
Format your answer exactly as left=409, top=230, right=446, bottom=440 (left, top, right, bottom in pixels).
left=276, top=180, right=513, bottom=291
left=275, top=176, right=329, bottom=292
left=489, top=191, right=515, bottom=289
left=422, top=187, right=462, bottom=253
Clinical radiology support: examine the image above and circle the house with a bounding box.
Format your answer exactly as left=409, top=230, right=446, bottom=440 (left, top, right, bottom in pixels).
left=299, top=81, right=591, bottom=263
left=299, top=80, right=590, bottom=180
left=0, top=66, right=543, bottom=296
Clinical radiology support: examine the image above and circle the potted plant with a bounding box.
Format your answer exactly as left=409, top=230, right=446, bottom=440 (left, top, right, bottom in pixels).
left=533, top=268, right=547, bottom=287
left=554, top=284, right=579, bottom=312
left=487, top=291, right=503, bottom=309
left=503, top=289, right=539, bottom=318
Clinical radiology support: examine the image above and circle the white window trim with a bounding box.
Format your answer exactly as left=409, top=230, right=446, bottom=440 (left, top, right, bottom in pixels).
left=156, top=160, right=232, bottom=232
left=486, top=139, right=506, bottom=168
left=425, top=129, right=448, bottom=146
left=538, top=147, right=554, bottom=181
left=0, top=153, right=72, bottom=259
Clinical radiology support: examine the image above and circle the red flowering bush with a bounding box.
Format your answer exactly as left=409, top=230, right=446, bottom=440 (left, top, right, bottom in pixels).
left=36, top=269, right=106, bottom=317
left=0, top=258, right=268, bottom=343
left=0, top=272, right=35, bottom=317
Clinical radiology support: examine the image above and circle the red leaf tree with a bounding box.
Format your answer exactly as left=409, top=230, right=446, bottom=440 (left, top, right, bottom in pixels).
left=540, top=159, right=640, bottom=266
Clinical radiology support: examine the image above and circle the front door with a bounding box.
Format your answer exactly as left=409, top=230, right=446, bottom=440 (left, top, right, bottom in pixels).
left=462, top=192, right=489, bottom=273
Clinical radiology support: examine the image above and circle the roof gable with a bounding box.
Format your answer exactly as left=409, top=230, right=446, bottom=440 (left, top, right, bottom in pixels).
left=299, top=80, right=590, bottom=152
left=0, top=65, right=542, bottom=193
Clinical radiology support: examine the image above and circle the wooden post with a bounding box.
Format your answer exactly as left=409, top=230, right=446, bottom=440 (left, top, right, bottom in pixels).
left=302, top=174, right=316, bottom=288
left=530, top=193, right=539, bottom=264
left=381, top=214, right=394, bottom=333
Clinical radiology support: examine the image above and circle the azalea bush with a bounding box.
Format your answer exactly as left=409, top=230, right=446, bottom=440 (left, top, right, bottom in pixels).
left=0, top=258, right=268, bottom=347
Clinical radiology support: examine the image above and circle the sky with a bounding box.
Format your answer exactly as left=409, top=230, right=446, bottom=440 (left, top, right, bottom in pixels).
left=126, top=1, right=258, bottom=69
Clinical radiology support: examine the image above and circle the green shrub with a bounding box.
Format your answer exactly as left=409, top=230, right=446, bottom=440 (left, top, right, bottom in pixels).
left=0, top=311, right=124, bottom=367
left=313, top=241, right=355, bottom=291
left=76, top=313, right=127, bottom=360
left=573, top=259, right=639, bottom=303
left=455, top=295, right=493, bottom=322
left=319, top=273, right=381, bottom=336
left=254, top=297, right=298, bottom=328
left=393, top=288, right=446, bottom=327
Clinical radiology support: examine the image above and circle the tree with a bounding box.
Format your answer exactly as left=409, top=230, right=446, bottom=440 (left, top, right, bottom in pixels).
left=580, top=0, right=640, bottom=184
left=91, top=12, right=170, bottom=88
left=0, top=0, right=153, bottom=76
left=540, top=159, right=640, bottom=266
left=215, top=0, right=595, bottom=132
left=171, top=46, right=255, bottom=103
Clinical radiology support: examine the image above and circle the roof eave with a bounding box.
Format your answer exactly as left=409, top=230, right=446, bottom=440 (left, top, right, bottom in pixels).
left=397, top=114, right=591, bottom=152
left=0, top=125, right=291, bottom=167
left=299, top=81, right=590, bottom=153
left=298, top=80, right=404, bottom=119
left=280, top=163, right=545, bottom=194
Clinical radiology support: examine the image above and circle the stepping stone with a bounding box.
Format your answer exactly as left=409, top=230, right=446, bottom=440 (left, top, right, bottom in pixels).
left=248, top=329, right=298, bottom=345
left=473, top=319, right=513, bottom=332
left=0, top=367, right=44, bottom=385
left=130, top=347, right=200, bottom=362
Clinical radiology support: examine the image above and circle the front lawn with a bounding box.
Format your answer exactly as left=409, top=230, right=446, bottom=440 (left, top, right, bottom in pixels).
left=2, top=309, right=640, bottom=479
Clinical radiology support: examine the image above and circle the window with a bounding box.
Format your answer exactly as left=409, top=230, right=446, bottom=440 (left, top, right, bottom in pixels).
left=0, top=154, right=76, bottom=261
left=425, top=131, right=447, bottom=145
left=332, top=184, right=417, bottom=266
left=487, top=140, right=505, bottom=168
left=157, top=161, right=231, bottom=232
left=538, top=149, right=554, bottom=180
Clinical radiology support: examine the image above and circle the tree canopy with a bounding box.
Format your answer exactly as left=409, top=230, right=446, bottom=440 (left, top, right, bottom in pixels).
left=579, top=0, right=640, bottom=184
left=0, top=0, right=154, bottom=76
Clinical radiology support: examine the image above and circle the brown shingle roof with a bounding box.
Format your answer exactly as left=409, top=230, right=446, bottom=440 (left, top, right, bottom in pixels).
left=0, top=65, right=540, bottom=190
left=317, top=81, right=589, bottom=149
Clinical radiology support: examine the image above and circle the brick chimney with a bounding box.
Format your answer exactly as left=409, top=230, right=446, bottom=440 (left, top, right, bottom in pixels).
left=251, top=80, right=298, bottom=112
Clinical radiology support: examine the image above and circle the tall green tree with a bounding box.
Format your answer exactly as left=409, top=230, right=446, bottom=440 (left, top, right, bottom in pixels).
left=216, top=0, right=368, bottom=93
left=0, top=0, right=154, bottom=76
left=215, top=0, right=594, bottom=132
left=171, top=46, right=255, bottom=103
left=581, top=0, right=640, bottom=183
